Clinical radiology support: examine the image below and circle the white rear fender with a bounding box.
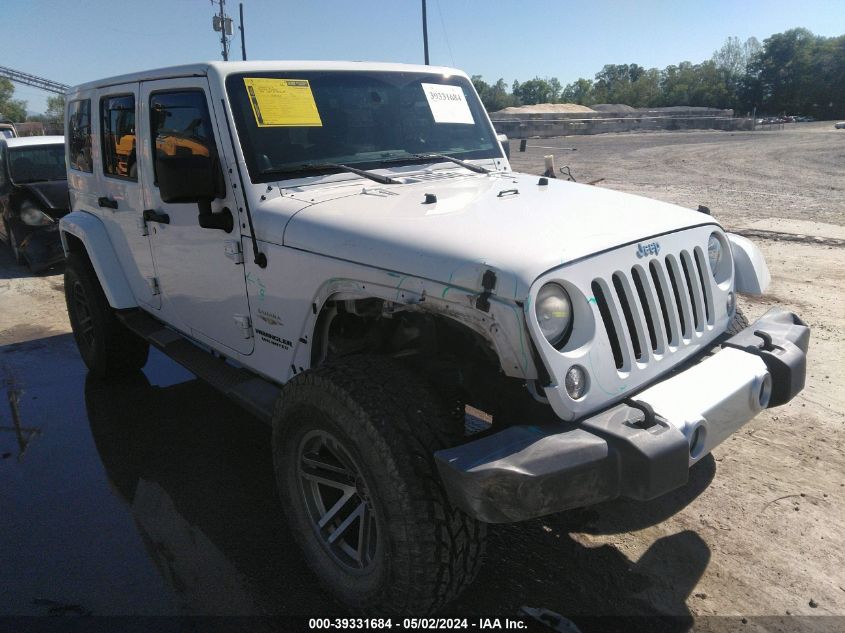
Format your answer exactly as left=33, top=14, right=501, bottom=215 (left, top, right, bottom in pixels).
left=728, top=233, right=770, bottom=294
left=60, top=211, right=137, bottom=309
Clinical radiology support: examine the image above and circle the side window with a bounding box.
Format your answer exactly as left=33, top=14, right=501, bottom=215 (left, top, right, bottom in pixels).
left=149, top=90, right=219, bottom=186
left=101, top=94, right=137, bottom=180
left=68, top=99, right=92, bottom=172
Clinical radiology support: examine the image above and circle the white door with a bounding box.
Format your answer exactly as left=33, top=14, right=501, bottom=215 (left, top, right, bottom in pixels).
left=138, top=77, right=253, bottom=355
left=95, top=86, right=160, bottom=308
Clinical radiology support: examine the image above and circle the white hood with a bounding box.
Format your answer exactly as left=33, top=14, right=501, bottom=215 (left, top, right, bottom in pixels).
left=275, top=171, right=715, bottom=299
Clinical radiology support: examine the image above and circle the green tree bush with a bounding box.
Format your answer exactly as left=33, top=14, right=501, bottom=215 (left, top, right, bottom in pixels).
left=0, top=79, right=27, bottom=122
left=473, top=29, right=843, bottom=117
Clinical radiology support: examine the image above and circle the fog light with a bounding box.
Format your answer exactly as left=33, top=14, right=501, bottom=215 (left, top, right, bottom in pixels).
left=690, top=425, right=706, bottom=458
left=758, top=374, right=772, bottom=408
left=726, top=291, right=736, bottom=315
left=565, top=365, right=588, bottom=400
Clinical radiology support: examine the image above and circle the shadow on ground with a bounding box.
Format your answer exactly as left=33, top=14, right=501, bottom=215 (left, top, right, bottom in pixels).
left=80, top=371, right=712, bottom=627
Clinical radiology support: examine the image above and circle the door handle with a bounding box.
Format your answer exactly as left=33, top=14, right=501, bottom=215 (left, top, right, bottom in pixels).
left=97, top=196, right=118, bottom=209
left=143, top=209, right=170, bottom=224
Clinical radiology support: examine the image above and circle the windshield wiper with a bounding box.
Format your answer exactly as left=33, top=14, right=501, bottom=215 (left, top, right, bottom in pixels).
left=412, top=153, right=491, bottom=174
left=262, top=162, right=399, bottom=185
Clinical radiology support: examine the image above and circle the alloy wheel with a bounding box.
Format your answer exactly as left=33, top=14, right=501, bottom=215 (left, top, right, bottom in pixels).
left=297, top=429, right=379, bottom=572
left=72, top=280, right=96, bottom=351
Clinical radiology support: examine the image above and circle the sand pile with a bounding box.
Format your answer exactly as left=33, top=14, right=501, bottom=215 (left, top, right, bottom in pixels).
left=494, top=103, right=596, bottom=114
left=591, top=103, right=637, bottom=113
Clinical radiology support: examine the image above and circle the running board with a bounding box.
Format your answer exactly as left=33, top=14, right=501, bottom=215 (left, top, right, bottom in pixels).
left=117, top=309, right=280, bottom=424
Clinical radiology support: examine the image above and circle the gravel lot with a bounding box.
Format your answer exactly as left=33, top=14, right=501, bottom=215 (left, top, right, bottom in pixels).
left=1, top=122, right=843, bottom=627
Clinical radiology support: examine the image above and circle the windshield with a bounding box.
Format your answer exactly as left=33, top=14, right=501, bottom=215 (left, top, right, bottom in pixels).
left=9, top=144, right=66, bottom=182
left=226, top=71, right=501, bottom=183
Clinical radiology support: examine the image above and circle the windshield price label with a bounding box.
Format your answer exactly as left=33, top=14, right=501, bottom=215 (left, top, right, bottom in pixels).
left=421, top=83, right=474, bottom=124
left=243, top=78, right=323, bottom=127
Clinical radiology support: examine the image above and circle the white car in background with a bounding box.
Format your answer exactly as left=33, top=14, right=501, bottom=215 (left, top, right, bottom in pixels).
left=0, top=122, right=17, bottom=138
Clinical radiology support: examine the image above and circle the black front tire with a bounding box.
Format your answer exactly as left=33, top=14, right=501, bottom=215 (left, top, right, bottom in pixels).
left=272, top=355, right=485, bottom=615
left=727, top=305, right=749, bottom=335
left=64, top=251, right=149, bottom=377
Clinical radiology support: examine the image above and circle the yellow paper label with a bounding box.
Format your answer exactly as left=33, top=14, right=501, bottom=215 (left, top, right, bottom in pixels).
left=243, top=78, right=323, bottom=127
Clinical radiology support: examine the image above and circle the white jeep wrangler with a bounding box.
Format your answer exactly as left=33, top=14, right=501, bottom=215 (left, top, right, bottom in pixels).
left=60, top=61, right=809, bottom=614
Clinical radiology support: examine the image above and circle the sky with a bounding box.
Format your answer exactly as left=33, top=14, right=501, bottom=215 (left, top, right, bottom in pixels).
left=2, top=0, right=843, bottom=114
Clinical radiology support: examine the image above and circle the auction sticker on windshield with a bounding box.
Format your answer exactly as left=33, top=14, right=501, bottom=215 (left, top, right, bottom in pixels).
left=421, top=83, right=474, bottom=124
left=243, top=78, right=323, bottom=127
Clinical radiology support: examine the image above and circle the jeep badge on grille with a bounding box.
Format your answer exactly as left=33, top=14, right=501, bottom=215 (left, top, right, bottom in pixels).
left=636, top=241, right=661, bottom=258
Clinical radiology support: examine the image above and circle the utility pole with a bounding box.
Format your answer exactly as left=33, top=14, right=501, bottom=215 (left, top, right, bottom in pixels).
left=421, top=0, right=429, bottom=65
left=211, top=0, right=233, bottom=61
left=239, top=3, right=247, bottom=61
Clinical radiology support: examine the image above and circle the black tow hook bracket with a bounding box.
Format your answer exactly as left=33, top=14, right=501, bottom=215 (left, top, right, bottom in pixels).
left=752, top=330, right=776, bottom=351
left=726, top=332, right=804, bottom=407
left=625, top=398, right=659, bottom=429
left=722, top=310, right=810, bottom=407
left=475, top=269, right=497, bottom=313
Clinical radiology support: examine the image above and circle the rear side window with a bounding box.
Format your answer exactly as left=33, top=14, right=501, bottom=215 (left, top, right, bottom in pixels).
left=68, top=99, right=92, bottom=172
left=101, top=94, right=137, bottom=180
left=149, top=90, right=218, bottom=185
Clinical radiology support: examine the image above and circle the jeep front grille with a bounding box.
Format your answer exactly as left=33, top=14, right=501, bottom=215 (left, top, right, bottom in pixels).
left=526, top=225, right=729, bottom=421
left=592, top=247, right=715, bottom=370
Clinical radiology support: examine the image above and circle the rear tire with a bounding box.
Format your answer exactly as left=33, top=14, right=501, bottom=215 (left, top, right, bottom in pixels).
left=272, top=355, right=485, bottom=615
left=64, top=251, right=149, bottom=377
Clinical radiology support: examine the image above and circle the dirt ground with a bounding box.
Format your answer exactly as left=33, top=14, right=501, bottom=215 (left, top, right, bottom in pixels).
left=1, top=122, right=843, bottom=625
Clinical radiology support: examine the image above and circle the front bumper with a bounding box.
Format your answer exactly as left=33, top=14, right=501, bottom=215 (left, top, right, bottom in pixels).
left=435, top=308, right=809, bottom=523
left=17, top=223, right=64, bottom=271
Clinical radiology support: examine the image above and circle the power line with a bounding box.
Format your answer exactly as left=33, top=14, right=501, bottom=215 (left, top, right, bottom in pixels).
left=435, top=0, right=454, bottom=68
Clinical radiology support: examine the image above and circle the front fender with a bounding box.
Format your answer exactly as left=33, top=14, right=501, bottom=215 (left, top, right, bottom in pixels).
left=728, top=233, right=770, bottom=294
left=295, top=275, right=537, bottom=380
left=60, top=211, right=137, bottom=309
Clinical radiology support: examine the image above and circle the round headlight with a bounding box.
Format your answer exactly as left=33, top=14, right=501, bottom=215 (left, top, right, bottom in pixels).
left=708, top=233, right=723, bottom=274
left=20, top=202, right=53, bottom=227
left=535, top=283, right=572, bottom=346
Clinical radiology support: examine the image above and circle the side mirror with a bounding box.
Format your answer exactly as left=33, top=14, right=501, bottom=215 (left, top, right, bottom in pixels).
left=156, top=152, right=232, bottom=232
left=156, top=153, right=218, bottom=203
